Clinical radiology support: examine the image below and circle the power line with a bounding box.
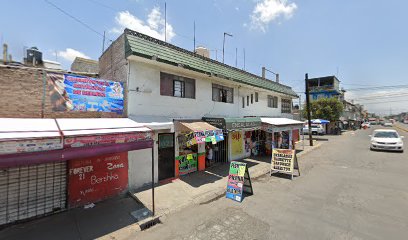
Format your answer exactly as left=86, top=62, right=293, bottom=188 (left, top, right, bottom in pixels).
left=44, top=0, right=104, bottom=38
left=345, top=84, right=408, bottom=91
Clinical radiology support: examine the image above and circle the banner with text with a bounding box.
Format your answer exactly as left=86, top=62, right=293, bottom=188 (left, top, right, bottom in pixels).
left=271, top=149, right=295, bottom=174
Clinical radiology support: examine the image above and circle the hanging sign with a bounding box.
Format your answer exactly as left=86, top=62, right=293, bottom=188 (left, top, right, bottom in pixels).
left=226, top=161, right=253, bottom=202
left=176, top=153, right=198, bottom=175
left=270, top=149, right=300, bottom=180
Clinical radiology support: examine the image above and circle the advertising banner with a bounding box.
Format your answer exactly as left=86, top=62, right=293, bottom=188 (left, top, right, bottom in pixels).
left=176, top=153, right=198, bottom=175
left=0, top=138, right=62, bottom=155
left=64, top=132, right=153, bottom=148
left=231, top=131, right=243, bottom=157
left=48, top=73, right=124, bottom=114
left=226, top=161, right=253, bottom=202
left=271, top=149, right=298, bottom=178
left=68, top=152, right=128, bottom=207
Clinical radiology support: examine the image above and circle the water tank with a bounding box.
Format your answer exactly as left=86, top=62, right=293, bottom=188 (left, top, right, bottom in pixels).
left=195, top=46, right=210, bottom=58
left=26, top=47, right=43, bottom=64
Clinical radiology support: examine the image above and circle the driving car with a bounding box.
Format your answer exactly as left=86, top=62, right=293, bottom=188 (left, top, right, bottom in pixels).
left=383, top=121, right=393, bottom=127
left=370, top=129, right=404, bottom=152
left=361, top=122, right=371, bottom=128
left=302, top=124, right=325, bottom=135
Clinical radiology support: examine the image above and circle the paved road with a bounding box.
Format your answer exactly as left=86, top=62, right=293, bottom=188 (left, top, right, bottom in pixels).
left=133, top=127, right=408, bottom=240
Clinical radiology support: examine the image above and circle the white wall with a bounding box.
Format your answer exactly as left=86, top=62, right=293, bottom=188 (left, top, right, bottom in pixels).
left=128, top=129, right=171, bottom=191
left=127, top=57, right=293, bottom=119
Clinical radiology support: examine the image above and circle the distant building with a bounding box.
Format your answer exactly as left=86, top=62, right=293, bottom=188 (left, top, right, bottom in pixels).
left=70, top=57, right=99, bottom=73
left=307, top=75, right=344, bottom=101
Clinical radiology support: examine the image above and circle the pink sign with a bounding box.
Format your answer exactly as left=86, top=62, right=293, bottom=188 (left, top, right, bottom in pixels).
left=64, top=132, right=153, bottom=148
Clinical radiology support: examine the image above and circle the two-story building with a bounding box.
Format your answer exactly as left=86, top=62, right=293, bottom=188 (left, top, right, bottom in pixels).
left=100, top=29, right=302, bottom=190
left=307, top=76, right=345, bottom=101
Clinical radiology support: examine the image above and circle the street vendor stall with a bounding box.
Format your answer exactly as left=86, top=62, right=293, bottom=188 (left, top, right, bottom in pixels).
left=174, top=121, right=224, bottom=176
left=261, top=118, right=304, bottom=152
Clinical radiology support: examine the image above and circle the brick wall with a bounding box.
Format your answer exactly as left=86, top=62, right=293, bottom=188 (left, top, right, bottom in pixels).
left=0, top=65, right=124, bottom=118
left=99, top=33, right=128, bottom=116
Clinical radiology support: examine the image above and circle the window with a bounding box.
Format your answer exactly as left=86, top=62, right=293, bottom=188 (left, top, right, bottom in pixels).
left=255, top=92, right=258, bottom=102
left=267, top=95, right=278, bottom=108
left=247, top=96, right=249, bottom=106
left=251, top=94, right=253, bottom=104
left=212, top=84, right=233, bottom=103
left=160, top=72, right=195, bottom=99
left=281, top=98, right=292, bottom=113
left=242, top=97, right=245, bottom=108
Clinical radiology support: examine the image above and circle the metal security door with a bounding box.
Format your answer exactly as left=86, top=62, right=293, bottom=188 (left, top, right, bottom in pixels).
left=0, top=162, right=67, bottom=226
left=158, top=133, right=175, bottom=181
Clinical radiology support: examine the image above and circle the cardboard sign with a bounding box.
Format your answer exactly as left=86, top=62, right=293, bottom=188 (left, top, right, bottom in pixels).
left=270, top=149, right=300, bottom=179
left=226, top=161, right=253, bottom=202
left=68, top=152, right=128, bottom=207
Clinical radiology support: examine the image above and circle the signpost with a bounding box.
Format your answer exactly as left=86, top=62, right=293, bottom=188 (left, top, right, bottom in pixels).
left=226, top=161, right=253, bottom=202
left=270, top=149, right=300, bottom=180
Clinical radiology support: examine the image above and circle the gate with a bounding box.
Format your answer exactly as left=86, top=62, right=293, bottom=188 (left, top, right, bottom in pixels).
left=212, top=133, right=228, bottom=164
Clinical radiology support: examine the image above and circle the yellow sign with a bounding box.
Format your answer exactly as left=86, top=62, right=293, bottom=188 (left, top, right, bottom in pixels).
left=271, top=149, right=295, bottom=174
left=231, top=131, right=243, bottom=156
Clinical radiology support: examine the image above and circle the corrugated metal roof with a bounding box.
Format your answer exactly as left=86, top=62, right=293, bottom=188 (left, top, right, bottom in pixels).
left=124, top=29, right=298, bottom=97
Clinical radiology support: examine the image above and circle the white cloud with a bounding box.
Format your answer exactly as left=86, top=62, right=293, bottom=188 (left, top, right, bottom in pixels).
left=55, top=48, right=89, bottom=62
left=250, top=0, right=297, bottom=32
left=111, top=7, right=175, bottom=42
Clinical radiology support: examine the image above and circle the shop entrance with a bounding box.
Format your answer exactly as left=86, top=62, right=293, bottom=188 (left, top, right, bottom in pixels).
left=209, top=133, right=228, bottom=166
left=158, top=133, right=175, bottom=181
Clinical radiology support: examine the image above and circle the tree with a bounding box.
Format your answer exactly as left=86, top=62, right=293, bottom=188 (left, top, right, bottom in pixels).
left=303, top=98, right=344, bottom=122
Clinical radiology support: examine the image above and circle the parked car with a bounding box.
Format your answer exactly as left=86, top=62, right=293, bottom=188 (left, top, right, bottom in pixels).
left=369, top=129, right=404, bottom=152
left=361, top=122, right=371, bottom=128
left=302, top=124, right=325, bottom=135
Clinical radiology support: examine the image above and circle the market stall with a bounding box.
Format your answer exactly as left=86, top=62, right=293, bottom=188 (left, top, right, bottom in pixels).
left=261, top=118, right=304, bottom=153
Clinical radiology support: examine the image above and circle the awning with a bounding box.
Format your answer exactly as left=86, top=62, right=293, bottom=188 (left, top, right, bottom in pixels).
left=129, top=115, right=174, bottom=131
left=261, top=118, right=304, bottom=132
left=0, top=118, right=154, bottom=168
left=175, top=121, right=224, bottom=144
left=202, top=117, right=262, bottom=131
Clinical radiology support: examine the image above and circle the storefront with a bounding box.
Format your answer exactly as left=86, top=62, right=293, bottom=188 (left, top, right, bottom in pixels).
left=203, top=117, right=262, bottom=161
left=0, top=118, right=153, bottom=226
left=260, top=118, right=304, bottom=153
left=174, top=121, right=224, bottom=176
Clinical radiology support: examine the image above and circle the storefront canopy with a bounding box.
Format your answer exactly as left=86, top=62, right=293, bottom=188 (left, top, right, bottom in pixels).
left=0, top=118, right=154, bottom=168
left=175, top=121, right=218, bottom=133
left=129, top=115, right=174, bottom=131
left=202, top=117, right=262, bottom=131
left=261, top=118, right=304, bottom=132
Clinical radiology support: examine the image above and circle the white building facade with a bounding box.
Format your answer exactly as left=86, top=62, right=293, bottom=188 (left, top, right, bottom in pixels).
left=99, top=29, right=299, bottom=191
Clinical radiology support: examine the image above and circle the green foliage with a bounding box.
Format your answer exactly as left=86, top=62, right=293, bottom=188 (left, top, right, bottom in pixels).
left=303, top=98, right=344, bottom=121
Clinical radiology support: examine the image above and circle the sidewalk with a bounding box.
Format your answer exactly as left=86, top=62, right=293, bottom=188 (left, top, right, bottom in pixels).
left=131, top=139, right=323, bottom=219
left=0, top=137, right=326, bottom=240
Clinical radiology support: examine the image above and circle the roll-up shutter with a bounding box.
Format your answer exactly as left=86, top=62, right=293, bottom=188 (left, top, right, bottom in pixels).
left=0, top=162, right=67, bottom=226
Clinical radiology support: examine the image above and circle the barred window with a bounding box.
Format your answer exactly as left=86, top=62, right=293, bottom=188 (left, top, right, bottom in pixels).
left=212, top=84, right=233, bottom=103
left=267, top=95, right=278, bottom=108
left=281, top=98, right=292, bottom=113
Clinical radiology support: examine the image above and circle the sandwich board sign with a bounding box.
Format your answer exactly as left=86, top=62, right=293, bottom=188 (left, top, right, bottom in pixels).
left=226, top=161, right=253, bottom=202
left=270, top=149, right=300, bottom=180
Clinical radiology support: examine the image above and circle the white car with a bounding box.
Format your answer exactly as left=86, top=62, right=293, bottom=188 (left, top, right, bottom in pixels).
left=302, top=124, right=325, bottom=135
left=370, top=129, right=404, bottom=152
left=383, top=122, right=393, bottom=127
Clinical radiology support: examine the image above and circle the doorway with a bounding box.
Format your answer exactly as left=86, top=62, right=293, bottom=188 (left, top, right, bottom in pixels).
left=158, top=133, right=175, bottom=181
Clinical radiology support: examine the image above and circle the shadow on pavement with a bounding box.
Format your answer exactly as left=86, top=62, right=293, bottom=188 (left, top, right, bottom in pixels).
left=0, top=196, right=144, bottom=240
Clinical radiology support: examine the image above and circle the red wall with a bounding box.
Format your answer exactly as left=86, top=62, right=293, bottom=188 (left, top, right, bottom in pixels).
left=68, top=152, right=128, bottom=208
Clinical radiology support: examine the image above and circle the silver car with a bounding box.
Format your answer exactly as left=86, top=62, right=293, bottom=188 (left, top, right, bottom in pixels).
left=370, top=129, right=404, bottom=153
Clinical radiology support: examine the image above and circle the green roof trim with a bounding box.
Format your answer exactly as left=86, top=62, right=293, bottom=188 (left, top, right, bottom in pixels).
left=124, top=29, right=297, bottom=97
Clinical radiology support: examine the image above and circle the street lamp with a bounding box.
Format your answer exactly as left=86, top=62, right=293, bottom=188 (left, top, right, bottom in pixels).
left=222, top=32, right=233, bottom=63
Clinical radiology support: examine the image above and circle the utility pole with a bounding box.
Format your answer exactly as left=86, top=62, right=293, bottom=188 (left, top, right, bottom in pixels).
left=305, top=73, right=313, bottom=146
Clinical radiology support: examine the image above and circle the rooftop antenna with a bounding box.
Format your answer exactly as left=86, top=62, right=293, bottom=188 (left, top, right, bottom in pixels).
left=164, top=2, right=167, bottom=42
left=193, top=21, right=196, bottom=52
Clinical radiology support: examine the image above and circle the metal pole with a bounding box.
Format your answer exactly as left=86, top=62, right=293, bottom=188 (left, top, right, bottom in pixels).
left=222, top=33, right=226, bottom=63
left=151, top=145, right=155, bottom=216
left=305, top=73, right=313, bottom=146
left=164, top=2, right=167, bottom=42
left=102, top=31, right=106, bottom=53
left=193, top=21, right=196, bottom=52
left=243, top=48, right=246, bottom=70
left=235, top=47, right=238, bottom=67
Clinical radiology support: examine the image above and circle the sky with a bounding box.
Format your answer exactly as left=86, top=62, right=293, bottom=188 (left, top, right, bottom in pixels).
left=1, top=0, right=408, bottom=115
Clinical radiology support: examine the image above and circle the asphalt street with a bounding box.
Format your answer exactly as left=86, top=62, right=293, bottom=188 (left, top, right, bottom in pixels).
left=132, top=126, right=408, bottom=240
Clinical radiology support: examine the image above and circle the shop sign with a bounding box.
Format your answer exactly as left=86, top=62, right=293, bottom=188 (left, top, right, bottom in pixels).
left=49, top=73, right=124, bottom=114
left=68, top=152, right=128, bottom=207
left=0, top=138, right=62, bottom=155
left=185, top=130, right=224, bottom=147
left=202, top=117, right=226, bottom=130
left=64, top=132, right=153, bottom=148
left=176, top=153, right=197, bottom=175
left=228, top=121, right=260, bottom=130
left=231, top=131, right=243, bottom=157
left=226, top=161, right=253, bottom=202
left=271, top=149, right=300, bottom=180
